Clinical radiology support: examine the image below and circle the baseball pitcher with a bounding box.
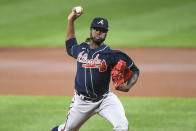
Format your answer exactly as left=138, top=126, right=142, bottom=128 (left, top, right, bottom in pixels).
left=52, top=6, right=140, bottom=131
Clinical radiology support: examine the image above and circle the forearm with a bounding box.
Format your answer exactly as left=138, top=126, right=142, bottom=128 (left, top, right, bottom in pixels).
left=126, top=64, right=140, bottom=90
left=66, top=19, right=75, bottom=41
left=127, top=72, right=139, bottom=90
left=66, top=6, right=83, bottom=41
left=116, top=71, right=139, bottom=92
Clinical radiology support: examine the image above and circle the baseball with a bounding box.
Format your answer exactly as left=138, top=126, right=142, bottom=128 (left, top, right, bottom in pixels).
left=75, top=6, right=82, bottom=14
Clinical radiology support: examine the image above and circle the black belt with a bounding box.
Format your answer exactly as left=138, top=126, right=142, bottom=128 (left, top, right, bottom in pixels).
left=76, top=91, right=108, bottom=102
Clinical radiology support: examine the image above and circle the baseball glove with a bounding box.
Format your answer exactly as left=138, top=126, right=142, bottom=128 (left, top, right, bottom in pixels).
left=111, top=60, right=133, bottom=91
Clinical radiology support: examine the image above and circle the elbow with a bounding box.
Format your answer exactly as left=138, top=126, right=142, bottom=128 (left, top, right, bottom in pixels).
left=132, top=69, right=140, bottom=78
left=127, top=72, right=139, bottom=90
left=65, top=48, right=72, bottom=57
left=66, top=35, right=75, bottom=41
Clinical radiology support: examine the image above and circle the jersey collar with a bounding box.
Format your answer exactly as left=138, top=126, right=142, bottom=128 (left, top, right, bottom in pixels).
left=88, top=43, right=107, bottom=51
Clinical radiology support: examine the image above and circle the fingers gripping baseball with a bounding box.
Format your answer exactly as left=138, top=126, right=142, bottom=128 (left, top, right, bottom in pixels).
left=68, top=6, right=84, bottom=21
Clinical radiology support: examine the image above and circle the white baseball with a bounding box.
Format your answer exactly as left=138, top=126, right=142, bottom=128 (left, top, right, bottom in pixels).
left=75, top=6, right=82, bottom=14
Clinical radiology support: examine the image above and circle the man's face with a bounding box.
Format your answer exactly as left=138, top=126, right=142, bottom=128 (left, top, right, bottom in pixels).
left=90, top=27, right=107, bottom=46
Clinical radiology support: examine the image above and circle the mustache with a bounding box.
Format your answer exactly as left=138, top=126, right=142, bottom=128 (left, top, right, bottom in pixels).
left=90, top=33, right=106, bottom=46
left=90, top=36, right=105, bottom=46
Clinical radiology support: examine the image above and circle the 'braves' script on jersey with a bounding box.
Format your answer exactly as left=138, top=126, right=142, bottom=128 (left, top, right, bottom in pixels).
left=77, top=51, right=107, bottom=72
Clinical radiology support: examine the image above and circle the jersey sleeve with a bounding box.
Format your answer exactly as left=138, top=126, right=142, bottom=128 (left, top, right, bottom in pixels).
left=65, top=38, right=80, bottom=59
left=112, top=50, right=140, bottom=75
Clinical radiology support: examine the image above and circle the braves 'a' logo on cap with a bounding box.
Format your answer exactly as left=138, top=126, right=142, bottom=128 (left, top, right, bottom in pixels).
left=97, top=20, right=104, bottom=25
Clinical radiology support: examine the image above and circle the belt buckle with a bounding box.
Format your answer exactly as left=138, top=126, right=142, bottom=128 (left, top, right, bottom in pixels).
left=78, top=94, right=91, bottom=101
left=91, top=97, right=98, bottom=102
left=85, top=96, right=95, bottom=102
left=76, top=92, right=85, bottom=100
left=78, top=94, right=86, bottom=100
left=77, top=91, right=108, bottom=102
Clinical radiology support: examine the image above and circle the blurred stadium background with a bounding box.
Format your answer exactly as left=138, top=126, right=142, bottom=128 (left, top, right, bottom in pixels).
left=0, top=0, right=196, bottom=131
left=0, top=0, right=196, bottom=47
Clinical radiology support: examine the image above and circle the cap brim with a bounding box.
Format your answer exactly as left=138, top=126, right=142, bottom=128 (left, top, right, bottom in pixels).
left=91, top=26, right=108, bottom=31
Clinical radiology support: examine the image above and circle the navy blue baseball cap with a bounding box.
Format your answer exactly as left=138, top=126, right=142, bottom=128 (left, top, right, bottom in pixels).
left=90, top=17, right=108, bottom=31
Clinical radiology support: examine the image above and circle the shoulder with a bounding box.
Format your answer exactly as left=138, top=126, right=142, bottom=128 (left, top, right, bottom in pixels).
left=103, top=45, right=124, bottom=53
left=74, top=42, right=89, bottom=50
left=109, top=49, right=131, bottom=62
left=100, top=45, right=125, bottom=56
left=80, top=42, right=89, bottom=47
left=109, top=48, right=126, bottom=56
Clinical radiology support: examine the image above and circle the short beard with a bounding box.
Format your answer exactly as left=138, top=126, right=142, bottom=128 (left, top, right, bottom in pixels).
left=90, top=34, right=106, bottom=46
